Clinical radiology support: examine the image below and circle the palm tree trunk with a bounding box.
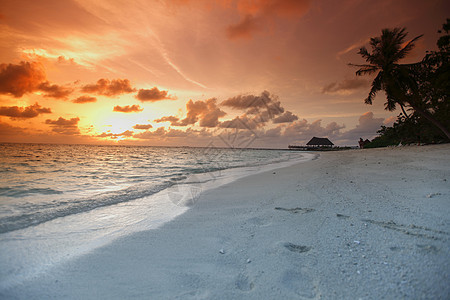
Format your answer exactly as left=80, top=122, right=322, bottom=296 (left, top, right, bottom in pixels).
left=408, top=102, right=450, bottom=140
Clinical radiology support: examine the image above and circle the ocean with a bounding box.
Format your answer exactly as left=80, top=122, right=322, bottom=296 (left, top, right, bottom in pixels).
left=0, top=143, right=314, bottom=289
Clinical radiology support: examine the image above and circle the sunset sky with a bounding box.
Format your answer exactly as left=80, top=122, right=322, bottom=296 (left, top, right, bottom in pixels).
left=1, top=0, right=448, bottom=148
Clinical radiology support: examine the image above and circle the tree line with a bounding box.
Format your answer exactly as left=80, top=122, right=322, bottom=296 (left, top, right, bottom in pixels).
left=351, top=19, right=449, bottom=147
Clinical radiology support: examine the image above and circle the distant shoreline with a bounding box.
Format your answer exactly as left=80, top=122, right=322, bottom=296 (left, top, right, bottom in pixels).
left=1, top=141, right=358, bottom=150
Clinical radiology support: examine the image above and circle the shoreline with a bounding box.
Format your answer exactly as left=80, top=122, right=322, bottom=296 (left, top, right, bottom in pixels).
left=0, top=150, right=315, bottom=290
left=3, top=144, right=450, bottom=299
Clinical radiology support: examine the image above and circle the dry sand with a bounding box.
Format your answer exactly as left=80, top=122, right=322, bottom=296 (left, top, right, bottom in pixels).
left=4, top=144, right=450, bottom=299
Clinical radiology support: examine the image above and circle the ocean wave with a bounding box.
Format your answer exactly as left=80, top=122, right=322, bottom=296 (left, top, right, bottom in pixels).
left=0, top=187, right=63, bottom=197
left=0, top=182, right=174, bottom=234
left=0, top=144, right=307, bottom=234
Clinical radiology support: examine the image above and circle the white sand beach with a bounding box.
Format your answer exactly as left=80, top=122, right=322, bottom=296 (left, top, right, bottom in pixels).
left=4, top=144, right=450, bottom=299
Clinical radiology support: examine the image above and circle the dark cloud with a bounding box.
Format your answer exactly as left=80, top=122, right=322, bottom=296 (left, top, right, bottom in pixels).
left=38, top=81, right=73, bottom=99
left=45, top=117, right=80, bottom=135
left=81, top=79, right=136, bottom=96
left=222, top=91, right=283, bottom=117
left=322, top=78, right=368, bottom=95
left=135, top=87, right=176, bottom=102
left=45, top=117, right=79, bottom=126
left=113, top=105, right=143, bottom=113
left=264, top=127, right=282, bottom=137
left=0, top=61, right=76, bottom=99
left=133, top=124, right=153, bottom=130
left=0, top=103, right=51, bottom=119
left=219, top=115, right=259, bottom=130
left=152, top=92, right=295, bottom=132
left=0, top=61, right=46, bottom=97
left=272, top=111, right=299, bottom=123
left=226, top=14, right=261, bottom=40
left=227, top=0, right=311, bottom=40
left=72, top=95, right=97, bottom=103
left=221, top=91, right=286, bottom=127
left=222, top=92, right=270, bottom=110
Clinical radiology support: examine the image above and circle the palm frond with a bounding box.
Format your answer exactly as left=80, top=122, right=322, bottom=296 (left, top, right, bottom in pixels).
left=348, top=63, right=379, bottom=76
left=385, top=95, right=397, bottom=111
left=395, top=34, right=423, bottom=61
left=357, top=47, right=371, bottom=61
left=365, top=73, right=383, bottom=104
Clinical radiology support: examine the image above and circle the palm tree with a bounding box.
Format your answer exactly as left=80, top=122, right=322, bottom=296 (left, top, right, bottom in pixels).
left=350, top=28, right=450, bottom=140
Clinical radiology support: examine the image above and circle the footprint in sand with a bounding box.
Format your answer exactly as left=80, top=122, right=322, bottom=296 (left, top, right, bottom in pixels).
left=361, top=218, right=450, bottom=241
left=416, top=244, right=440, bottom=253
left=336, top=213, right=350, bottom=219
left=275, top=207, right=315, bottom=214
left=235, top=273, right=254, bottom=291
left=284, top=242, right=311, bottom=253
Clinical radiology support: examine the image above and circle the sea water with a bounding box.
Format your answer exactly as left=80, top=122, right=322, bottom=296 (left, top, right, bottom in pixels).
left=0, top=143, right=314, bottom=289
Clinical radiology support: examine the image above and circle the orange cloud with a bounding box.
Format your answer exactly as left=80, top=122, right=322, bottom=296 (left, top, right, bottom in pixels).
left=72, top=95, right=97, bottom=103
left=0, top=61, right=46, bottom=97
left=154, top=98, right=226, bottom=127
left=97, top=130, right=134, bottom=139
left=0, top=103, right=51, bottom=119
left=133, top=127, right=212, bottom=141
left=45, top=117, right=80, bottom=135
left=154, top=116, right=180, bottom=125
left=133, top=124, right=153, bottom=130
left=113, top=105, right=143, bottom=113
left=135, top=87, right=176, bottom=102
left=81, top=79, right=136, bottom=97
left=38, top=81, right=73, bottom=99
left=181, top=98, right=226, bottom=127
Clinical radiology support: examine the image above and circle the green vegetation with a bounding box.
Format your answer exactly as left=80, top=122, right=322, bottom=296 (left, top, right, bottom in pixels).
left=351, top=19, right=450, bottom=147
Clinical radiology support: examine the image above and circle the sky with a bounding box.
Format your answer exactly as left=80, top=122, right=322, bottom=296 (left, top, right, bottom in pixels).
left=0, top=0, right=448, bottom=148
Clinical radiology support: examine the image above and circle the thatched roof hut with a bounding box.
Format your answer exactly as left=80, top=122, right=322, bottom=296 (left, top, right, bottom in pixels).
left=306, top=137, right=334, bottom=147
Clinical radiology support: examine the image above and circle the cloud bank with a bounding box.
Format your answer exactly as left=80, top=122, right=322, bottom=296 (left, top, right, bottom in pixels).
left=0, top=61, right=46, bottom=97
left=0, top=103, right=52, bottom=119
left=45, top=117, right=81, bottom=135
left=135, top=87, right=176, bottom=102
left=81, top=79, right=136, bottom=97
